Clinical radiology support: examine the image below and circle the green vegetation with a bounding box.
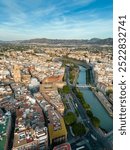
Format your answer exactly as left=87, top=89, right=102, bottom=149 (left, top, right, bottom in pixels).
left=61, top=59, right=100, bottom=128
left=73, top=88, right=91, bottom=111
left=86, top=69, right=91, bottom=84
left=87, top=110, right=100, bottom=128
left=69, top=65, right=79, bottom=84
left=72, top=122, right=86, bottom=136
left=106, top=89, right=113, bottom=96
left=0, top=44, right=30, bottom=52
left=86, top=110, right=93, bottom=118
left=63, top=73, right=66, bottom=81
left=64, top=111, right=87, bottom=136
left=64, top=112, right=77, bottom=125
left=62, top=85, right=70, bottom=94
left=69, top=71, right=75, bottom=84
left=69, top=69, right=75, bottom=84
left=91, top=116, right=100, bottom=128
left=72, top=87, right=100, bottom=128
left=61, top=59, right=78, bottom=84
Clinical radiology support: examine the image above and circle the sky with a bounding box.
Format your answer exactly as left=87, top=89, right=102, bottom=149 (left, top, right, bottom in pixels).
left=0, top=0, right=113, bottom=41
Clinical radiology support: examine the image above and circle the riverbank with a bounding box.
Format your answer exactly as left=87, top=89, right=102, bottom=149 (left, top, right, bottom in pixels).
left=61, top=58, right=112, bottom=131
left=92, top=90, right=113, bottom=117
left=77, top=66, right=112, bottom=132
left=72, top=87, right=101, bottom=128
left=73, top=69, right=79, bottom=85
left=75, top=62, right=113, bottom=118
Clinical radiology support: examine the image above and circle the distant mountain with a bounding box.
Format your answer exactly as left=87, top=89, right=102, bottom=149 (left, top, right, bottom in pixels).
left=0, top=38, right=113, bottom=45
left=20, top=38, right=113, bottom=45
left=88, top=38, right=113, bottom=45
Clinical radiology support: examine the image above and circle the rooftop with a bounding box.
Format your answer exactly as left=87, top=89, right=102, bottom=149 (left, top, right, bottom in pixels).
left=48, top=118, right=67, bottom=142
left=53, top=143, right=71, bottom=150
left=13, top=128, right=36, bottom=148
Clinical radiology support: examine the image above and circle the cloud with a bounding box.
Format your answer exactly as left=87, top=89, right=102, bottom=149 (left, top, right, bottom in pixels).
left=0, top=0, right=27, bottom=28
left=0, top=0, right=112, bottom=40
left=71, top=0, right=96, bottom=6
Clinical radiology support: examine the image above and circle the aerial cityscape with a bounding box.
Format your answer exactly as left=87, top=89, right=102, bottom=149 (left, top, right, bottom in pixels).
left=0, top=0, right=113, bottom=150
left=0, top=41, right=113, bottom=150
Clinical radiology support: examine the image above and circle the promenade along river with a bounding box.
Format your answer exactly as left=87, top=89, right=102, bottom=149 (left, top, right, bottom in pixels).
left=77, top=66, right=113, bottom=132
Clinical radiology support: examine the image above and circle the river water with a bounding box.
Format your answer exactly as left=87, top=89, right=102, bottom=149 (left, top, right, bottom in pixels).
left=77, top=66, right=113, bottom=132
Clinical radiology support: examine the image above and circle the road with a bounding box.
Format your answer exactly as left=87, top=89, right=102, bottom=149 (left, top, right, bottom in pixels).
left=65, top=66, right=113, bottom=150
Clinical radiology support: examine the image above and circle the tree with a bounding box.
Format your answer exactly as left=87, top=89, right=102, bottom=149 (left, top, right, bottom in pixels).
left=86, top=110, right=93, bottom=118
left=91, top=116, right=100, bottom=128
left=64, top=112, right=77, bottom=125
left=63, top=85, right=70, bottom=94
left=106, top=89, right=113, bottom=96
left=83, top=102, right=91, bottom=110
left=72, top=122, right=86, bottom=136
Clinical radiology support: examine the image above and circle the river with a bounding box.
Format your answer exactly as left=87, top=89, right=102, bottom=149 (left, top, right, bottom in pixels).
left=77, top=66, right=113, bottom=132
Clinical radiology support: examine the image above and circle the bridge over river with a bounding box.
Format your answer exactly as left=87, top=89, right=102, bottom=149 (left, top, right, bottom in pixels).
left=76, top=84, right=92, bottom=88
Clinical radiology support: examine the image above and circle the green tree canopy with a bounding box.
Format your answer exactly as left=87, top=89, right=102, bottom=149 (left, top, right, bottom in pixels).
left=72, top=122, right=86, bottom=136
left=63, top=85, right=70, bottom=94
left=64, top=112, right=77, bottom=125
left=86, top=110, right=93, bottom=118
left=91, top=116, right=100, bottom=128
left=106, top=89, right=113, bottom=96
